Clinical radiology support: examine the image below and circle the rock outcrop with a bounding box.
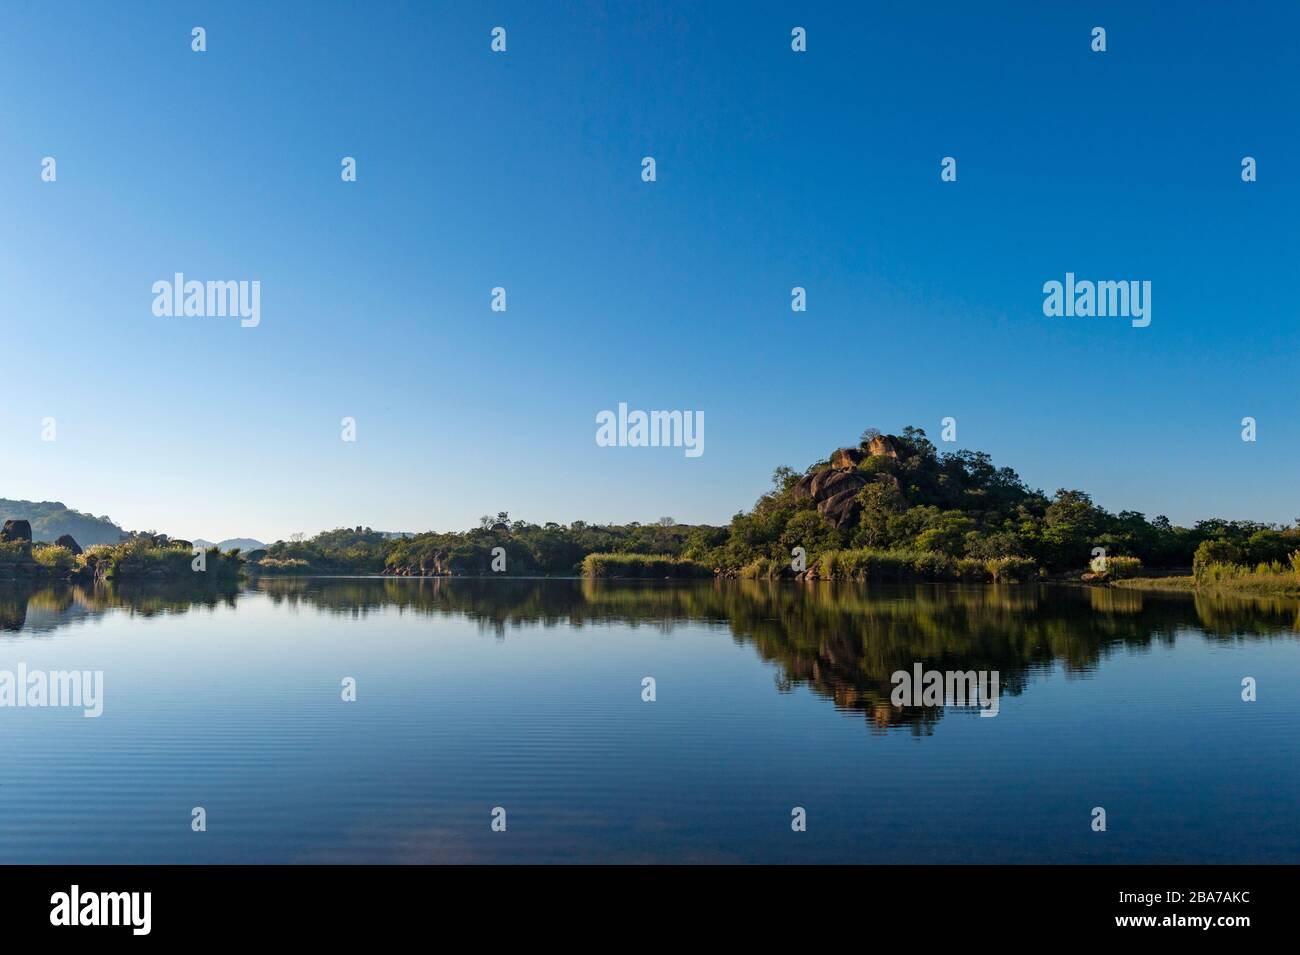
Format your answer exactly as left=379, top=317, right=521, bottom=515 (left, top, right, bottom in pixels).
left=830, top=447, right=865, bottom=470
left=54, top=534, right=82, bottom=555
left=792, top=464, right=869, bottom=528
left=817, top=478, right=870, bottom=527
left=790, top=436, right=906, bottom=530
left=1, top=519, right=32, bottom=543
left=867, top=435, right=900, bottom=459
left=793, top=473, right=813, bottom=499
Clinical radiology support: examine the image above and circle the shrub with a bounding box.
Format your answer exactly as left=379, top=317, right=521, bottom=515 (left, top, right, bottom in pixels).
left=954, top=557, right=988, bottom=581
left=581, top=553, right=711, bottom=578
left=910, top=550, right=955, bottom=579
left=31, top=544, right=76, bottom=571
left=985, top=556, right=1038, bottom=582
left=1103, top=555, right=1142, bottom=579
left=73, top=539, right=244, bottom=581
left=1194, top=539, right=1243, bottom=576
left=964, top=532, right=1025, bottom=561
left=740, top=556, right=784, bottom=579
left=256, top=557, right=312, bottom=574
left=810, top=548, right=1038, bottom=583
left=0, top=540, right=32, bottom=562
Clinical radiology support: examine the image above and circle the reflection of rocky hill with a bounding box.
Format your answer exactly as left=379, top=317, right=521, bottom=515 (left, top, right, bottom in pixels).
left=255, top=578, right=1300, bottom=732
left=259, top=577, right=1300, bottom=733
left=4, top=578, right=1297, bottom=735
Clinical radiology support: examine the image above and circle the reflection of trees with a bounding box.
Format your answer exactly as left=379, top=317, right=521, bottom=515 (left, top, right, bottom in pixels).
left=258, top=578, right=1300, bottom=733
left=4, top=579, right=1297, bottom=734
left=0, top=591, right=28, bottom=631
left=1190, top=592, right=1300, bottom=637
left=0, top=581, right=241, bottom=633
left=81, top=581, right=241, bottom=616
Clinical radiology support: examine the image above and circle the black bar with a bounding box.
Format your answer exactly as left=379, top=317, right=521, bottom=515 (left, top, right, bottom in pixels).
left=0, top=864, right=1277, bottom=941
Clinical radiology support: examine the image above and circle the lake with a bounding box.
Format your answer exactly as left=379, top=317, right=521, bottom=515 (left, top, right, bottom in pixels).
left=1, top=577, right=1297, bottom=864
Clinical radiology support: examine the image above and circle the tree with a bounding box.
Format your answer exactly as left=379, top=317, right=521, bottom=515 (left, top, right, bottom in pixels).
left=781, top=509, right=838, bottom=552
left=771, top=466, right=798, bottom=491
left=1194, top=538, right=1243, bottom=574
left=898, top=426, right=937, bottom=463
left=852, top=483, right=908, bottom=549
left=1040, top=489, right=1105, bottom=570
left=914, top=511, right=976, bottom=555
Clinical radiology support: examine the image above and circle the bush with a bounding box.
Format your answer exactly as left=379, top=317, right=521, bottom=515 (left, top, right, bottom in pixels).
left=78, top=538, right=244, bottom=581
left=31, top=544, right=76, bottom=571
left=581, top=553, right=711, bottom=578
left=1103, top=555, right=1142, bottom=579
left=255, top=557, right=312, bottom=574
left=910, top=550, right=956, bottom=579
left=985, top=556, right=1038, bottom=582
left=0, top=540, right=32, bottom=562
left=810, top=548, right=1039, bottom=583
left=1194, top=539, right=1243, bottom=575
left=740, top=556, right=785, bottom=579
left=1187, top=555, right=1300, bottom=592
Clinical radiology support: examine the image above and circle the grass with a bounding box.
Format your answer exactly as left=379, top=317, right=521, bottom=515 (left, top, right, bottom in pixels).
left=32, top=543, right=77, bottom=571
left=1088, top=555, right=1143, bottom=579
left=253, top=557, right=312, bottom=574
left=1117, top=557, right=1300, bottom=597
left=581, top=553, right=712, bottom=578
left=812, top=549, right=1038, bottom=583
left=724, top=549, right=1042, bottom=582
left=103, top=540, right=244, bottom=581
left=0, top=540, right=32, bottom=562
left=739, top=556, right=785, bottom=579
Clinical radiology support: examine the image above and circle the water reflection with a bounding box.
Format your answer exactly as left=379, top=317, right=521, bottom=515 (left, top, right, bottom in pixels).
left=4, top=577, right=1296, bottom=737
left=0, top=580, right=240, bottom=632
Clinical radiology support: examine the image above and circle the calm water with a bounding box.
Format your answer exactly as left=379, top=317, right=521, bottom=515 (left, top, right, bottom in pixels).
left=2, top=577, right=1297, bottom=864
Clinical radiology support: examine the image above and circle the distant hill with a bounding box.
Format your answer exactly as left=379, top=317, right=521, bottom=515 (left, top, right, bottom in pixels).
left=0, top=499, right=269, bottom=553
left=0, top=499, right=128, bottom=547
left=193, top=538, right=266, bottom=552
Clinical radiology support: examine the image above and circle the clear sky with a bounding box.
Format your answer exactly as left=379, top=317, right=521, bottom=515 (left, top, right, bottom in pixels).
left=1, top=1, right=1296, bottom=542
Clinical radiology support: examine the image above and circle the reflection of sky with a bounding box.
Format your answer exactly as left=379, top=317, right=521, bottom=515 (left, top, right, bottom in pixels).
left=1, top=584, right=1297, bottom=864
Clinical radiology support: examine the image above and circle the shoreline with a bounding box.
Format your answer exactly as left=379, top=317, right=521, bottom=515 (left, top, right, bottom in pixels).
left=7, top=570, right=1300, bottom=604
left=1115, top=575, right=1300, bottom=597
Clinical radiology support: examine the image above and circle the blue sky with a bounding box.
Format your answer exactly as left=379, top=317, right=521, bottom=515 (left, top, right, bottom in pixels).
left=1, top=1, right=1296, bottom=541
